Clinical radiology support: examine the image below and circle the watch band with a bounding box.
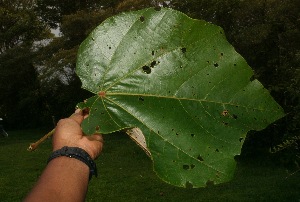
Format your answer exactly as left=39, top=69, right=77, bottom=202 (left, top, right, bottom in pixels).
left=47, top=146, right=97, bottom=180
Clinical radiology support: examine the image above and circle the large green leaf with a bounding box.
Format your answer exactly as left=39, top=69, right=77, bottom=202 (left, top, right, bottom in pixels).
left=76, top=7, right=284, bottom=188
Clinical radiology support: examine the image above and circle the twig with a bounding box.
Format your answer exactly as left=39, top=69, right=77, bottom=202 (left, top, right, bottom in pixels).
left=285, top=168, right=300, bottom=179
left=27, top=128, right=55, bottom=151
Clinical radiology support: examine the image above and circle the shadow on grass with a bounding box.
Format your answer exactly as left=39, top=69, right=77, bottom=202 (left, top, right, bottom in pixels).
left=0, top=130, right=299, bottom=202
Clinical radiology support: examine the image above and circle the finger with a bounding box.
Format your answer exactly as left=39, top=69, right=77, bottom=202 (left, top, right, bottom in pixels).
left=75, top=108, right=89, bottom=119
left=93, top=134, right=104, bottom=143
left=70, top=110, right=84, bottom=124
left=88, top=134, right=104, bottom=143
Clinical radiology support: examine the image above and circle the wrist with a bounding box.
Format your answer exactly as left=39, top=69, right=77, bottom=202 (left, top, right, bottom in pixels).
left=48, top=146, right=98, bottom=180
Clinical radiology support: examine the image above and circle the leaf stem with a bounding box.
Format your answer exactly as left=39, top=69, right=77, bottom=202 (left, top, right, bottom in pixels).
left=27, top=128, right=55, bottom=151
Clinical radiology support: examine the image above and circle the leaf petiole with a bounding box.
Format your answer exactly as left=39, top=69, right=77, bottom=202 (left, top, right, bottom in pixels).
left=27, top=128, right=55, bottom=151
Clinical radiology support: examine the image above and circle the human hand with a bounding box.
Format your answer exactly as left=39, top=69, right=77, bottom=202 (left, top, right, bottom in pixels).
left=52, top=109, right=103, bottom=159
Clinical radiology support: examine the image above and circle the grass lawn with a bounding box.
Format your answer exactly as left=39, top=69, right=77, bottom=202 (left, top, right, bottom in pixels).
left=0, top=129, right=299, bottom=201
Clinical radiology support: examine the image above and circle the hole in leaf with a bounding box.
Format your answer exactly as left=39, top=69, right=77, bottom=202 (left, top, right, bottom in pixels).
left=215, top=149, right=219, bottom=152
left=214, top=63, right=219, bottom=67
left=234, top=63, right=237, bottom=66
left=190, top=164, right=195, bottom=169
left=139, top=97, right=144, bottom=101
left=95, top=126, right=100, bottom=131
left=220, top=52, right=224, bottom=56
left=155, top=6, right=161, bottom=11
left=109, top=46, right=111, bottom=49
left=150, top=61, right=157, bottom=67
left=183, top=165, right=189, bottom=170
left=185, top=181, right=193, bottom=189
left=197, top=155, right=204, bottom=161
left=222, top=121, right=229, bottom=126
left=191, top=134, right=195, bottom=137
left=176, top=133, right=179, bottom=136
left=239, top=137, right=244, bottom=142
left=140, top=16, right=145, bottom=22
left=181, top=47, right=187, bottom=53
left=82, top=107, right=90, bottom=115
left=142, top=66, right=151, bottom=74
left=232, top=114, right=238, bottom=119
left=206, top=180, right=215, bottom=187
left=151, top=50, right=155, bottom=56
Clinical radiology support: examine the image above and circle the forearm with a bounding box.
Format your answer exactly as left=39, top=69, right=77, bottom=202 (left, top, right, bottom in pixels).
left=24, top=110, right=103, bottom=201
left=24, top=157, right=89, bottom=202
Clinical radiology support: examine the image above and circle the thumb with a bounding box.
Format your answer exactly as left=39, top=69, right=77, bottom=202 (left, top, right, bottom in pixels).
left=69, top=109, right=85, bottom=124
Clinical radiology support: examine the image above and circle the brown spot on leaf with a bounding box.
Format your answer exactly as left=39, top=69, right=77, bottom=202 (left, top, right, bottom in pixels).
left=221, top=110, right=229, bottom=116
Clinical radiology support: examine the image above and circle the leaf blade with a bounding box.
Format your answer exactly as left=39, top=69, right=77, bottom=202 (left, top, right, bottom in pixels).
left=76, top=7, right=284, bottom=187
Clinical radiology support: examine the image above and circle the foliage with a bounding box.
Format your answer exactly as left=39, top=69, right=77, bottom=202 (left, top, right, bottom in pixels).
left=270, top=135, right=300, bottom=170
left=0, top=0, right=51, bottom=128
left=35, top=0, right=120, bottom=28
left=76, top=8, right=284, bottom=187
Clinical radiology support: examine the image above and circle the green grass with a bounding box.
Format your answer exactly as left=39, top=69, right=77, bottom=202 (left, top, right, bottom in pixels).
left=0, top=130, right=299, bottom=202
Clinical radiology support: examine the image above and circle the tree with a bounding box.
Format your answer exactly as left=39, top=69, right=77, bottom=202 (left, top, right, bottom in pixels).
left=0, top=0, right=51, bottom=128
